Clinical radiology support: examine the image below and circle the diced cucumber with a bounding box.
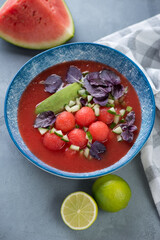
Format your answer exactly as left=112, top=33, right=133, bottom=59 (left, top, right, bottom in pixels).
left=108, top=99, right=114, bottom=105
left=88, top=103, right=95, bottom=108
left=76, top=98, right=81, bottom=106
left=119, top=109, right=126, bottom=117
left=61, top=135, right=69, bottom=142
left=84, top=147, right=90, bottom=158
left=108, top=93, right=114, bottom=100
left=78, top=89, right=86, bottom=96
left=119, top=118, right=125, bottom=123
left=110, top=122, right=116, bottom=129
left=95, top=107, right=100, bottom=116
left=114, top=115, right=120, bottom=124
left=87, top=95, right=93, bottom=102
left=50, top=127, right=56, bottom=133
left=38, top=128, right=48, bottom=135
left=107, top=107, right=117, bottom=115
left=106, top=103, right=115, bottom=108
left=112, top=126, right=122, bottom=134
left=117, top=135, right=123, bottom=142
left=69, top=100, right=76, bottom=107
left=90, top=103, right=95, bottom=108
left=86, top=131, right=93, bottom=141
left=82, top=71, right=89, bottom=77
left=126, top=106, right=132, bottom=112
left=54, top=130, right=63, bottom=137
left=70, top=104, right=80, bottom=112
left=79, top=149, right=84, bottom=156
left=93, top=104, right=100, bottom=108
left=87, top=103, right=92, bottom=108
left=87, top=141, right=92, bottom=148
left=83, top=127, right=88, bottom=132
left=93, top=104, right=100, bottom=116
left=70, top=145, right=80, bottom=151
left=124, top=86, right=128, bottom=94
left=65, top=105, right=71, bottom=112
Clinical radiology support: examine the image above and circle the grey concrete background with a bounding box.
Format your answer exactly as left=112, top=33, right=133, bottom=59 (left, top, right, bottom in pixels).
left=0, top=0, right=160, bottom=239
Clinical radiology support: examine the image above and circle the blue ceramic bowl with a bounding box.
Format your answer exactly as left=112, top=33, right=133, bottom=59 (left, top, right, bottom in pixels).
left=4, top=42, right=155, bottom=179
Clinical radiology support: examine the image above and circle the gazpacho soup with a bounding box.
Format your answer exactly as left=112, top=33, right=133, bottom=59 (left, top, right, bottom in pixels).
left=18, top=60, right=141, bottom=173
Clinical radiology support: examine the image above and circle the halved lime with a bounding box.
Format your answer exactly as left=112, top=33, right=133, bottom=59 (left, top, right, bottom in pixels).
left=61, top=191, right=98, bottom=230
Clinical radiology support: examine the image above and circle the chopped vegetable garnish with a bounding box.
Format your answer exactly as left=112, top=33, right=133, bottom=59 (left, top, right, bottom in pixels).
left=114, top=115, right=120, bottom=124
left=107, top=107, right=117, bottom=115
left=70, top=104, right=80, bottom=112
left=69, top=100, right=76, bottom=107
left=110, top=122, right=116, bottom=129
left=117, top=135, right=123, bottom=142
left=65, top=105, right=71, bottom=112
left=78, top=89, right=86, bottom=96
left=70, top=145, right=80, bottom=151
left=87, top=95, right=93, bottom=102
left=54, top=130, right=63, bottom=137
left=38, top=127, right=48, bottom=135
left=112, top=126, right=122, bottom=134
left=126, top=106, right=133, bottom=112
left=86, top=131, right=93, bottom=141
left=61, top=135, right=69, bottom=142
left=84, top=147, right=90, bottom=158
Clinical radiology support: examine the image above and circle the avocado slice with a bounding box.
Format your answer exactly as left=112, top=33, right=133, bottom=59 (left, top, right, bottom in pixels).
left=35, top=82, right=81, bottom=114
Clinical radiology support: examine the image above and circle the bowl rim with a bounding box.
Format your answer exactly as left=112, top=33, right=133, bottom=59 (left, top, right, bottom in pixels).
left=4, top=42, right=156, bottom=179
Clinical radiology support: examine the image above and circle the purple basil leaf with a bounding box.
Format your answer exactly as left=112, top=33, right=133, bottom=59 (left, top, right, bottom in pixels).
left=126, top=111, right=135, bottom=125
left=80, top=97, right=87, bottom=106
left=120, top=123, right=128, bottom=131
left=93, top=97, right=108, bottom=106
left=128, top=125, right=137, bottom=132
left=44, top=74, right=62, bottom=93
left=84, top=79, right=107, bottom=100
left=103, top=84, right=113, bottom=93
left=112, top=84, right=124, bottom=99
left=34, top=111, right=56, bottom=128
left=89, top=78, right=106, bottom=87
left=86, top=72, right=99, bottom=80
left=90, top=141, right=106, bottom=160
left=100, top=69, right=121, bottom=85
left=66, top=66, right=82, bottom=84
left=92, top=87, right=109, bottom=100
left=121, top=130, right=134, bottom=143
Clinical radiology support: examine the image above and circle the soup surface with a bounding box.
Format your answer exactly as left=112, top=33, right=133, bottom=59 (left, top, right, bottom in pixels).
left=18, top=60, right=141, bottom=173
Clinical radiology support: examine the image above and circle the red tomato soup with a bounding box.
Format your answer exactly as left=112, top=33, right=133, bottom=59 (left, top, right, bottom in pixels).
left=18, top=60, right=141, bottom=173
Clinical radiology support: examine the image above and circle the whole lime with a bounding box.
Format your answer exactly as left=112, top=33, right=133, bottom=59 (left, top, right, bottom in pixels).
left=92, top=174, right=131, bottom=212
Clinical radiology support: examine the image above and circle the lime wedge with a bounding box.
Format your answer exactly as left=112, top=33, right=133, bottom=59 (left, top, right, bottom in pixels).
left=61, top=191, right=98, bottom=230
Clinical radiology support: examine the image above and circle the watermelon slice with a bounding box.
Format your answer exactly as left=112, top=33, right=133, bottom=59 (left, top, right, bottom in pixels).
left=0, top=0, right=74, bottom=49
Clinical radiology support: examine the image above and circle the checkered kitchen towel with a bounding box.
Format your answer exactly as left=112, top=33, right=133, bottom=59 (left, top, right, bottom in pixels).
left=96, top=14, right=160, bottom=216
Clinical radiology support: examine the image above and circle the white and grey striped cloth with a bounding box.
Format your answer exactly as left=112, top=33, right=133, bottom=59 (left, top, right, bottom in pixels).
left=96, top=14, right=160, bottom=216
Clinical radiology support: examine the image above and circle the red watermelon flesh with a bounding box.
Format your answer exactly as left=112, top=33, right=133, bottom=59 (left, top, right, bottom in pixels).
left=0, top=0, right=74, bottom=49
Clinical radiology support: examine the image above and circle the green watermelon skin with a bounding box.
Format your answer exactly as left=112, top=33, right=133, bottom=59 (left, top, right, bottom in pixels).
left=0, top=0, right=74, bottom=49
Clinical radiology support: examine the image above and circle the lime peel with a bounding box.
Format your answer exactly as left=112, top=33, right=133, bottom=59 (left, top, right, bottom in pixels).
left=92, top=174, right=131, bottom=212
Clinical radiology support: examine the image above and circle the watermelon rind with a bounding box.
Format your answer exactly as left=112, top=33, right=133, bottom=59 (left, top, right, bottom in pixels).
left=0, top=0, right=75, bottom=49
